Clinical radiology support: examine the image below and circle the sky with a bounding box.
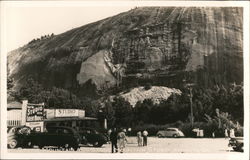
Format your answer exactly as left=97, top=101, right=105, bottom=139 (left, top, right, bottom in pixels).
left=2, top=3, right=132, bottom=52
left=2, top=1, right=248, bottom=52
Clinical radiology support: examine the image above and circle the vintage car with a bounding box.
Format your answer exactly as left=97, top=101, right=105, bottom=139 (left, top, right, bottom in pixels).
left=78, top=128, right=107, bottom=147
left=228, top=137, right=244, bottom=152
left=156, top=128, right=185, bottom=138
left=29, top=126, right=81, bottom=151
left=7, top=126, right=32, bottom=149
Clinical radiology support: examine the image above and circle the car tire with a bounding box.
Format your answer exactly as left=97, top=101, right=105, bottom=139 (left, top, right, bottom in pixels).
left=38, top=144, right=44, bottom=149
left=72, top=145, right=79, bottom=151
left=8, top=139, right=18, bottom=149
left=173, top=134, right=177, bottom=138
left=93, top=141, right=103, bottom=147
left=157, top=134, right=163, bottom=138
left=64, top=144, right=70, bottom=150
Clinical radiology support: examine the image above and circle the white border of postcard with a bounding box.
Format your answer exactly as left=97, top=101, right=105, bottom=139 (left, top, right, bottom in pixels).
left=1, top=1, right=249, bottom=160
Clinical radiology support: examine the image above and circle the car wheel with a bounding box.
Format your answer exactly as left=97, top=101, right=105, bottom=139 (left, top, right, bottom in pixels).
left=173, top=134, right=177, bottom=138
left=238, top=144, right=244, bottom=152
left=72, top=145, right=78, bottom=151
left=8, top=139, right=18, bottom=149
left=157, top=134, right=163, bottom=138
left=38, top=144, right=44, bottom=149
left=233, top=147, right=239, bottom=152
left=93, top=141, right=103, bottom=147
left=93, top=142, right=99, bottom=147
left=64, top=144, right=70, bottom=150
left=241, top=145, right=244, bottom=152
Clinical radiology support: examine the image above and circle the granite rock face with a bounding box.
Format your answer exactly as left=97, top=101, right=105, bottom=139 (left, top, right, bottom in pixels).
left=7, top=7, right=243, bottom=97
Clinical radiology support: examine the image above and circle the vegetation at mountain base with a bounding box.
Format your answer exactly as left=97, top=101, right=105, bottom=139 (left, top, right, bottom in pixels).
left=10, top=77, right=243, bottom=136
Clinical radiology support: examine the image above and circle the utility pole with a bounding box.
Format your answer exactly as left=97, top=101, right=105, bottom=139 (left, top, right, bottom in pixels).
left=185, top=83, right=195, bottom=128
left=189, top=87, right=194, bottom=128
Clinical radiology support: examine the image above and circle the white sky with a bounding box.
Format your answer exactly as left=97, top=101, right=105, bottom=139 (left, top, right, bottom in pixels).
left=3, top=3, right=132, bottom=52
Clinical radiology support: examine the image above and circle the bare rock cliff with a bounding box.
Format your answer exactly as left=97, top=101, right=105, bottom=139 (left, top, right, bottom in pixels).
left=8, top=7, right=243, bottom=97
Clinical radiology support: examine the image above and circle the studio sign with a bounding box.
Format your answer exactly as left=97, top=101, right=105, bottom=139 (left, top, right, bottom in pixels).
left=55, top=109, right=79, bottom=117
left=26, top=105, right=44, bottom=122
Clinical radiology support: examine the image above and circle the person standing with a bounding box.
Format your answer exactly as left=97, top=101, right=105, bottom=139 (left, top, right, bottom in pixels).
left=137, top=131, right=143, bottom=146
left=224, top=129, right=229, bottom=139
left=212, top=132, right=215, bottom=138
left=142, top=129, right=148, bottom=146
left=110, top=128, right=118, bottom=153
left=107, top=129, right=112, bottom=143
left=117, top=129, right=127, bottom=153
left=230, top=129, right=235, bottom=138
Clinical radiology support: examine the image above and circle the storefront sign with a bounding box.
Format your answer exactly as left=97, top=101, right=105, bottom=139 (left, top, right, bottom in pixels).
left=26, top=103, right=44, bottom=122
left=55, top=109, right=79, bottom=117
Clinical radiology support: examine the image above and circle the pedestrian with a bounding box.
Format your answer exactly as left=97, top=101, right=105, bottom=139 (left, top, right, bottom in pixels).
left=212, top=132, right=215, bottom=138
left=107, top=129, right=112, bottom=143
left=142, top=129, right=148, bottom=146
left=127, top=128, right=132, bottom=136
left=117, top=129, right=127, bottom=153
left=110, top=128, right=118, bottom=153
left=230, top=129, right=235, bottom=138
left=137, top=131, right=143, bottom=146
left=224, top=129, right=229, bottom=139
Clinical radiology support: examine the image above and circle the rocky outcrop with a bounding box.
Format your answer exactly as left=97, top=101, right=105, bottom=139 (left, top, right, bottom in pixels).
left=77, top=50, right=116, bottom=89
left=119, top=86, right=182, bottom=107
left=110, top=7, right=243, bottom=87
left=7, top=7, right=243, bottom=98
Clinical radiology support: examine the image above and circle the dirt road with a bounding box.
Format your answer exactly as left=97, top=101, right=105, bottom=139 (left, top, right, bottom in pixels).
left=9, top=137, right=242, bottom=153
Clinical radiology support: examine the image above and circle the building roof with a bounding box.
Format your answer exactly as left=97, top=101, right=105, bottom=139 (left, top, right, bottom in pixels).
left=7, top=101, right=22, bottom=110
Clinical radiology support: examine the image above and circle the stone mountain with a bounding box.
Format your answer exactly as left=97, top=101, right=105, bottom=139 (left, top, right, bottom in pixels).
left=7, top=7, right=243, bottom=99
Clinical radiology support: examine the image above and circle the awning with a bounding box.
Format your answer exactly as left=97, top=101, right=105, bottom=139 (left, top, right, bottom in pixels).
left=7, top=101, right=22, bottom=110
left=44, top=116, right=97, bottom=122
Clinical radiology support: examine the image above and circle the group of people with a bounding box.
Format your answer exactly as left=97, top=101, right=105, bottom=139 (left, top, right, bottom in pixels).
left=109, top=128, right=149, bottom=153
left=137, top=130, right=148, bottom=147
left=109, top=128, right=127, bottom=153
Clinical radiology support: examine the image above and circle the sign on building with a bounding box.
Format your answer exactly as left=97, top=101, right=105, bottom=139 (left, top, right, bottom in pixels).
left=26, top=103, right=44, bottom=122
left=44, top=109, right=85, bottom=119
left=22, top=100, right=45, bottom=132
left=55, top=109, right=79, bottom=117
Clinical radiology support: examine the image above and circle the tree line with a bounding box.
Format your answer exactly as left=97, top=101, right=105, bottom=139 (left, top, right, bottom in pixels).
left=8, top=77, right=243, bottom=136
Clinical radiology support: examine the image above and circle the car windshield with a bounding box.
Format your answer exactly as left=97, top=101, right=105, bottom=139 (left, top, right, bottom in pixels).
left=8, top=127, right=31, bottom=135
left=8, top=127, right=16, bottom=134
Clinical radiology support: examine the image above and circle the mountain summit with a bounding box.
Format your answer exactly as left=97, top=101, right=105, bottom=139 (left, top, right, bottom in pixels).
left=8, top=7, right=243, bottom=98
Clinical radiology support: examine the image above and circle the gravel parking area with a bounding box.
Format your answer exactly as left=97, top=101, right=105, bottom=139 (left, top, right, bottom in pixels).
left=8, top=137, right=241, bottom=153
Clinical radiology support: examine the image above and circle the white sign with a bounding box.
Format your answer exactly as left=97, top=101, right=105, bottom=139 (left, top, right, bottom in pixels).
left=26, top=103, right=44, bottom=122
left=55, top=109, right=79, bottom=117
left=26, top=121, right=44, bottom=132
left=79, top=110, right=85, bottom=118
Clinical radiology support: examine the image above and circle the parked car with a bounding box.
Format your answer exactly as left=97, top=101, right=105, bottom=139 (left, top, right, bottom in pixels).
left=228, top=137, right=243, bottom=152
left=29, top=126, right=81, bottom=151
left=7, top=126, right=32, bottom=149
left=78, top=128, right=107, bottom=147
left=156, top=128, right=184, bottom=138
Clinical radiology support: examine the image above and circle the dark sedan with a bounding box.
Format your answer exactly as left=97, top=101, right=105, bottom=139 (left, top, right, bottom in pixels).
left=78, top=128, right=107, bottom=147
left=29, top=126, right=81, bottom=151
left=7, top=126, right=32, bottom=149
left=228, top=137, right=243, bottom=152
